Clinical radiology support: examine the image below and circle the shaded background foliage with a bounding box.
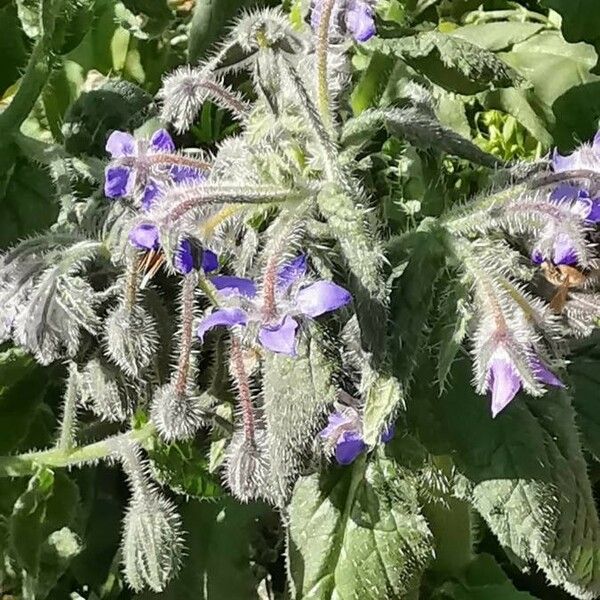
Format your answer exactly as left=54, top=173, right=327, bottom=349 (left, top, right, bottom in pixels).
left=1, top=0, right=600, bottom=599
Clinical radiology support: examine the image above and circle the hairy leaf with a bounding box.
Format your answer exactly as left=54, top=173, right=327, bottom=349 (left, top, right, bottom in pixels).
left=263, top=333, right=337, bottom=506
left=288, top=454, right=433, bottom=599
left=369, top=32, right=522, bottom=95
left=415, top=358, right=600, bottom=600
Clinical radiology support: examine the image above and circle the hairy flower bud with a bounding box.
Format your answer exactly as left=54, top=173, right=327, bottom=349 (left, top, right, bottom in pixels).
left=104, top=302, right=159, bottom=378
left=225, top=428, right=270, bottom=503
left=150, top=382, right=205, bottom=442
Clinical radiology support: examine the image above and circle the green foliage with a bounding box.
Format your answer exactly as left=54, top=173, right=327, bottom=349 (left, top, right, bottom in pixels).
left=263, top=333, right=337, bottom=505
left=288, top=453, right=433, bottom=599
left=411, top=358, right=600, bottom=600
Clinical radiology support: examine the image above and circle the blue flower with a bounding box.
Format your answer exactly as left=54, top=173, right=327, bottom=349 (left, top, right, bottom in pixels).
left=319, top=404, right=394, bottom=465
left=311, top=0, right=377, bottom=43
left=485, top=347, right=563, bottom=418
left=104, top=129, right=204, bottom=209
left=197, top=255, right=352, bottom=356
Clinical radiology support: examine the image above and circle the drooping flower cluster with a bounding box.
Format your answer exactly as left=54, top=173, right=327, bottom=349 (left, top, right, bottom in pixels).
left=104, top=129, right=217, bottom=278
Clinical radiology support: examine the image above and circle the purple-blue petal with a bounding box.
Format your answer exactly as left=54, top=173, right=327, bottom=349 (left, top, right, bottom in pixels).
left=150, top=129, right=175, bottom=153
left=104, top=166, right=132, bottom=198
left=141, top=180, right=161, bottom=211
left=174, top=239, right=194, bottom=275
left=211, top=276, right=257, bottom=298
left=586, top=198, right=600, bottom=223
left=202, top=250, right=219, bottom=273
left=551, top=148, right=575, bottom=173
left=380, top=422, right=395, bottom=443
left=197, top=307, right=248, bottom=341
left=258, top=316, right=299, bottom=356
left=335, top=431, right=366, bottom=465
left=531, top=356, right=564, bottom=389
left=278, top=255, right=308, bottom=293
left=296, top=281, right=352, bottom=317
left=345, top=0, right=376, bottom=42
left=488, top=356, right=522, bottom=417
left=320, top=410, right=353, bottom=439
left=531, top=247, right=544, bottom=265
left=106, top=131, right=135, bottom=158
left=553, top=234, right=578, bottom=266
left=129, top=223, right=160, bottom=251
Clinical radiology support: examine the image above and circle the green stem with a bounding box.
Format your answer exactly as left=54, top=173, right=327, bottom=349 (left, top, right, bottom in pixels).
left=316, top=0, right=336, bottom=131
left=0, top=0, right=61, bottom=137
left=57, top=363, right=79, bottom=450
left=0, top=423, right=155, bottom=478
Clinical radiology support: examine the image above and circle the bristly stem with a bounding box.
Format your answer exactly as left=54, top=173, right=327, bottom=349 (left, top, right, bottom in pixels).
left=124, top=253, right=141, bottom=311
left=57, top=363, right=80, bottom=450
left=158, top=185, right=293, bottom=225
left=230, top=336, right=256, bottom=444
left=175, top=273, right=197, bottom=396
left=316, top=0, right=336, bottom=131
left=0, top=423, right=155, bottom=478
left=117, top=154, right=213, bottom=173
left=262, top=254, right=279, bottom=322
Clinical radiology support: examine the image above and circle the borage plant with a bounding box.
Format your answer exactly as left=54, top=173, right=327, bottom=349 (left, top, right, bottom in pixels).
left=2, top=1, right=600, bottom=598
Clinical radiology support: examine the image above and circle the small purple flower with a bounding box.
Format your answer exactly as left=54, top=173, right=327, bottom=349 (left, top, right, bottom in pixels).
left=197, top=255, right=352, bottom=356
left=128, top=223, right=218, bottom=275
left=319, top=404, right=394, bottom=465
left=104, top=129, right=204, bottom=208
left=485, top=348, right=563, bottom=417
left=311, top=0, right=377, bottom=43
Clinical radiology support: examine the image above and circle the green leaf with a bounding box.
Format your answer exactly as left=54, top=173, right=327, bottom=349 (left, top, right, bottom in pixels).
left=0, top=3, right=28, bottom=94
left=433, top=554, right=538, bottom=600
left=135, top=498, right=273, bottom=600
left=450, top=22, right=544, bottom=52
left=0, top=153, right=58, bottom=249
left=368, top=32, right=522, bottom=95
left=0, top=348, right=52, bottom=454
left=497, top=30, right=600, bottom=149
left=9, top=467, right=55, bottom=577
left=188, top=0, right=251, bottom=63
left=62, top=79, right=155, bottom=156
left=388, top=225, right=447, bottom=381
left=146, top=437, right=223, bottom=500
left=362, top=373, right=403, bottom=446
left=540, top=0, right=600, bottom=69
left=350, top=52, right=395, bottom=116
left=430, top=278, right=472, bottom=392
left=287, top=453, right=433, bottom=599
left=568, top=353, right=600, bottom=461
left=413, top=358, right=600, bottom=600
left=263, top=332, right=337, bottom=505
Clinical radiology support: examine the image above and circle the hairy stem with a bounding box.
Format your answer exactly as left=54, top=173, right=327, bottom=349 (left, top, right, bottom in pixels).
left=57, top=363, right=79, bottom=450
left=175, top=273, right=197, bottom=395
left=0, top=423, right=155, bottom=478
left=230, top=336, right=256, bottom=444
left=0, top=0, right=62, bottom=138
left=159, top=185, right=293, bottom=225
left=316, top=0, right=336, bottom=131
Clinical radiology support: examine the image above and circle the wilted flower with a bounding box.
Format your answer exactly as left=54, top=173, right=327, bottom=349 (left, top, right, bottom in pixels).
left=104, top=129, right=204, bottom=209
left=128, top=223, right=218, bottom=278
left=320, top=403, right=394, bottom=465
left=311, top=0, right=377, bottom=43
left=484, top=346, right=563, bottom=417
left=197, top=255, right=352, bottom=356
